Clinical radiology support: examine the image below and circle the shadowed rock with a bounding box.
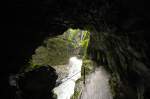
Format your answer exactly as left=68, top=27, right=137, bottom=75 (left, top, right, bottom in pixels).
left=16, top=66, right=58, bottom=99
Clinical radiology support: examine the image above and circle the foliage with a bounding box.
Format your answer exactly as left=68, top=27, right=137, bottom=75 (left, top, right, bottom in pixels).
left=30, top=37, right=70, bottom=68
left=79, top=31, right=90, bottom=58
left=81, top=59, right=94, bottom=76
left=64, top=28, right=90, bottom=57
left=25, top=28, right=90, bottom=70
left=69, top=29, right=90, bottom=48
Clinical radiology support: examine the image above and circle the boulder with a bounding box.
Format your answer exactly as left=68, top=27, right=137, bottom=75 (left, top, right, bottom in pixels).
left=17, top=66, right=58, bottom=99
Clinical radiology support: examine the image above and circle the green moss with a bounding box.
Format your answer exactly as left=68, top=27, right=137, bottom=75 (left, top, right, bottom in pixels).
left=71, top=78, right=83, bottom=99
left=64, top=28, right=90, bottom=57
left=71, top=90, right=80, bottom=99
left=81, top=59, right=94, bottom=76
left=24, top=28, right=91, bottom=73
left=30, top=37, right=70, bottom=67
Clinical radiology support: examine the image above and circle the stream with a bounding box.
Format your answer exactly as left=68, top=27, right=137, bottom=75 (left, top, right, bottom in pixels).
left=53, top=57, right=83, bottom=99
left=53, top=57, right=112, bottom=99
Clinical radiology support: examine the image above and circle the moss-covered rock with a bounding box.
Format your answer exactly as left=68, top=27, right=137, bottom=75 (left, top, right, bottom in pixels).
left=81, top=59, right=95, bottom=76
left=30, top=37, right=71, bottom=68
left=87, top=31, right=150, bottom=99
left=70, top=78, right=83, bottom=99
left=25, top=28, right=90, bottom=70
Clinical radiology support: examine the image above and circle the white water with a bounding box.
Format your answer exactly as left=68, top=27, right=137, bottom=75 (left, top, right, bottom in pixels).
left=53, top=57, right=83, bottom=99
left=81, top=67, right=112, bottom=99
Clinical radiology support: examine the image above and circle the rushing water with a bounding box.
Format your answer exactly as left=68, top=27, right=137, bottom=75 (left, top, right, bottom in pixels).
left=81, top=67, right=112, bottom=99
left=53, top=57, right=112, bottom=99
left=53, top=57, right=83, bottom=99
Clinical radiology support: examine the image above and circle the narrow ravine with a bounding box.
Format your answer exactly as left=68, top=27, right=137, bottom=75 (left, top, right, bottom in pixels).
left=81, top=67, right=112, bottom=99
left=53, top=57, right=83, bottom=99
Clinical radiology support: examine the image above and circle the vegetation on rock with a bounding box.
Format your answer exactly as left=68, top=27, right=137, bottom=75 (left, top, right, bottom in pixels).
left=32, top=37, right=70, bottom=66
left=87, top=31, right=150, bottom=99
left=24, top=28, right=90, bottom=71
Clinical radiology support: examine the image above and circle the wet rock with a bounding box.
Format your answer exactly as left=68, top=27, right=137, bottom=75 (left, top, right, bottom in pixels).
left=17, top=66, right=58, bottom=99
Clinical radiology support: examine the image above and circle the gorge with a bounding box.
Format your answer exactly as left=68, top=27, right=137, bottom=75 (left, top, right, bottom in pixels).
left=5, top=0, right=150, bottom=99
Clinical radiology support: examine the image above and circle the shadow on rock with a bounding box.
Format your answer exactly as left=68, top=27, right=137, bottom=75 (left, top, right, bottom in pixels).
left=14, top=66, right=58, bottom=99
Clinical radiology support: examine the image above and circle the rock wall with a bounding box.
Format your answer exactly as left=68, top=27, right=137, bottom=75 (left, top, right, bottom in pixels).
left=16, top=66, right=58, bottom=99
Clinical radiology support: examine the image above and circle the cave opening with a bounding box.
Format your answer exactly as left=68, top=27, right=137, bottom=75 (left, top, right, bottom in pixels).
left=4, top=0, right=150, bottom=99
left=9, top=28, right=93, bottom=99
left=7, top=25, right=150, bottom=99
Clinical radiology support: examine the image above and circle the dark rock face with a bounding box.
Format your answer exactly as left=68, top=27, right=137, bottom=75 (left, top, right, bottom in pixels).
left=88, top=31, right=150, bottom=98
left=16, top=66, right=58, bottom=99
